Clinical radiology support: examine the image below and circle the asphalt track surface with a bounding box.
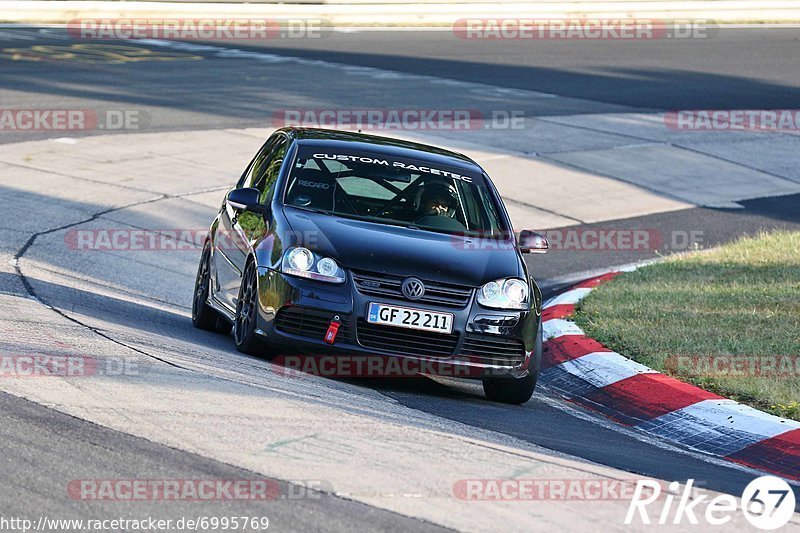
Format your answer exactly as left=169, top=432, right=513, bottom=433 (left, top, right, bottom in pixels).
left=218, top=28, right=800, bottom=111
left=1, top=26, right=800, bottom=528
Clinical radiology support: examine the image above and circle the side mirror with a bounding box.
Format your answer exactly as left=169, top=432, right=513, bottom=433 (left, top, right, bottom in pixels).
left=227, top=187, right=268, bottom=215
left=519, top=230, right=549, bottom=254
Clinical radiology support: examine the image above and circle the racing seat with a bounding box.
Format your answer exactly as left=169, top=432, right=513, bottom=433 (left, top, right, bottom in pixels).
left=287, top=169, right=337, bottom=211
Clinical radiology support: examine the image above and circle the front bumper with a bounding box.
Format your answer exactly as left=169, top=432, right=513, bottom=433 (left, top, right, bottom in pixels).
left=254, top=267, right=541, bottom=379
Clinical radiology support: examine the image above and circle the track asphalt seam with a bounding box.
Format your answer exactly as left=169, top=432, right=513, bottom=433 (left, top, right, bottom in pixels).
left=673, top=143, right=800, bottom=184
left=540, top=271, right=800, bottom=482
left=535, top=116, right=667, bottom=141
left=12, top=195, right=190, bottom=367
left=0, top=157, right=171, bottom=196
left=535, top=115, right=800, bottom=185
left=502, top=197, right=585, bottom=224
left=535, top=154, right=700, bottom=206
left=534, top=117, right=800, bottom=189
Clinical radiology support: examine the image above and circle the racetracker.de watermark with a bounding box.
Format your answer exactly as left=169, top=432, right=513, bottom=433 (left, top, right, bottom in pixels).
left=65, top=228, right=212, bottom=252
left=450, top=229, right=705, bottom=252
left=453, top=18, right=717, bottom=40
left=67, top=479, right=326, bottom=501
left=64, top=229, right=327, bottom=252
left=453, top=478, right=654, bottom=500
left=271, top=109, right=526, bottom=130
left=665, top=355, right=800, bottom=378
left=271, top=355, right=520, bottom=378
left=67, top=228, right=706, bottom=253
left=0, top=355, right=138, bottom=378
left=67, top=18, right=332, bottom=40
left=0, top=109, right=147, bottom=132
left=665, top=109, right=800, bottom=131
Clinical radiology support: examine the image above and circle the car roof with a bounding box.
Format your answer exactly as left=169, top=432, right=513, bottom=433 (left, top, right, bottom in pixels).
left=280, top=127, right=484, bottom=174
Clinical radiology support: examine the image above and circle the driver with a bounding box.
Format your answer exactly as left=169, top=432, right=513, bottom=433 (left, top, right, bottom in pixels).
left=418, top=182, right=457, bottom=217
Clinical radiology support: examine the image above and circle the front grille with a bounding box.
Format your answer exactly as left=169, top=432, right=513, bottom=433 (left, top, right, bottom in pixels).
left=352, top=270, right=473, bottom=308
left=459, top=333, right=526, bottom=367
left=356, top=320, right=460, bottom=358
left=274, top=307, right=350, bottom=341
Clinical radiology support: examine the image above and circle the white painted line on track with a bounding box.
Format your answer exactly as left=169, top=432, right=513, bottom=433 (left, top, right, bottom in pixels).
left=0, top=30, right=36, bottom=41
left=135, top=38, right=561, bottom=99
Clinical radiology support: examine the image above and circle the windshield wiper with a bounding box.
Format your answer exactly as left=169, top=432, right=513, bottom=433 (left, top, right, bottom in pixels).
left=290, top=206, right=331, bottom=216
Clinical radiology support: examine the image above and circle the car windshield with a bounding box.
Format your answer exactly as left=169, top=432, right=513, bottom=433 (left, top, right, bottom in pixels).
left=284, top=148, right=508, bottom=236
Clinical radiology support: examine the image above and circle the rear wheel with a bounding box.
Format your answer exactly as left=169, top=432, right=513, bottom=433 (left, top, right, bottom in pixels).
left=192, top=244, right=226, bottom=332
left=234, top=260, right=267, bottom=355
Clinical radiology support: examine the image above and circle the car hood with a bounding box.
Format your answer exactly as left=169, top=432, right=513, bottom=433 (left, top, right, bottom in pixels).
left=283, top=208, right=522, bottom=287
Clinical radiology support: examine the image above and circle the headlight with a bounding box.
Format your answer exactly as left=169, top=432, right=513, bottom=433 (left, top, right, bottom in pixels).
left=477, top=278, right=530, bottom=310
left=282, top=247, right=345, bottom=283
left=287, top=248, right=314, bottom=272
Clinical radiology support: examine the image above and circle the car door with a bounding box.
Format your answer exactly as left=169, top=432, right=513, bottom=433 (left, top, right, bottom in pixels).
left=214, top=133, right=288, bottom=310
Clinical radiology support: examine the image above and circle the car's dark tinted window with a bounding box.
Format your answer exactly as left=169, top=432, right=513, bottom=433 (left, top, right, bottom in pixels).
left=240, top=135, right=288, bottom=202
left=254, top=137, right=288, bottom=203
left=284, top=148, right=507, bottom=236
left=240, top=142, right=270, bottom=189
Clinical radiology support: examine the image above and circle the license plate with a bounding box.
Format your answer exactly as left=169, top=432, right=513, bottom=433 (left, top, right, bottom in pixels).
left=367, top=303, right=454, bottom=334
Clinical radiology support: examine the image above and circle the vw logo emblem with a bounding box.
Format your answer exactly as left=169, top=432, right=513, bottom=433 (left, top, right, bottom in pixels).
left=401, top=278, right=425, bottom=300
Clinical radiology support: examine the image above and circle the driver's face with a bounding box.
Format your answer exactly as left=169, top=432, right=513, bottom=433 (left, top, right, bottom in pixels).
left=424, top=196, right=449, bottom=215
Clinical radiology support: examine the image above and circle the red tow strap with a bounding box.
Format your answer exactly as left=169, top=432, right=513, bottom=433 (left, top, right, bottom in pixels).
left=324, top=316, right=341, bottom=344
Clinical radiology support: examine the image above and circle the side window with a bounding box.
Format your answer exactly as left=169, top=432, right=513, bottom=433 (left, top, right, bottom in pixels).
left=236, top=137, right=287, bottom=236
left=240, top=141, right=274, bottom=189
left=240, top=134, right=287, bottom=189
left=254, top=137, right=288, bottom=203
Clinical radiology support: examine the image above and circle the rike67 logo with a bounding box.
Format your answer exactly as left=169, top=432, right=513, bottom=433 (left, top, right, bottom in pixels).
left=626, top=476, right=796, bottom=529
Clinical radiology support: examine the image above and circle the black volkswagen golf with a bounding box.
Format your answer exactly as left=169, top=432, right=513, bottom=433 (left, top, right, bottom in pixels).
left=193, top=128, right=549, bottom=403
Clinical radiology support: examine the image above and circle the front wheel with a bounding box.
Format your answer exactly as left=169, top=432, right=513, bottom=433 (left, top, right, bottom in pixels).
left=482, top=371, right=537, bottom=404
left=233, top=261, right=267, bottom=355
left=482, top=321, right=542, bottom=404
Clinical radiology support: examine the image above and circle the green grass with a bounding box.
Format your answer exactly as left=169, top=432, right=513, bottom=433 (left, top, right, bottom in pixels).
left=574, top=230, right=800, bottom=421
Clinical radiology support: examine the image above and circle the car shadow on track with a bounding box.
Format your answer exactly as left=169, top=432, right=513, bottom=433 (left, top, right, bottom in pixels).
left=338, top=375, right=485, bottom=401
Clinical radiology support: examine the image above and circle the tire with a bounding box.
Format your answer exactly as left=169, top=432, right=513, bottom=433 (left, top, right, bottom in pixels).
left=233, top=260, right=267, bottom=355
left=192, top=243, right=226, bottom=332
left=482, top=321, right=542, bottom=404
left=482, top=372, right=537, bottom=405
